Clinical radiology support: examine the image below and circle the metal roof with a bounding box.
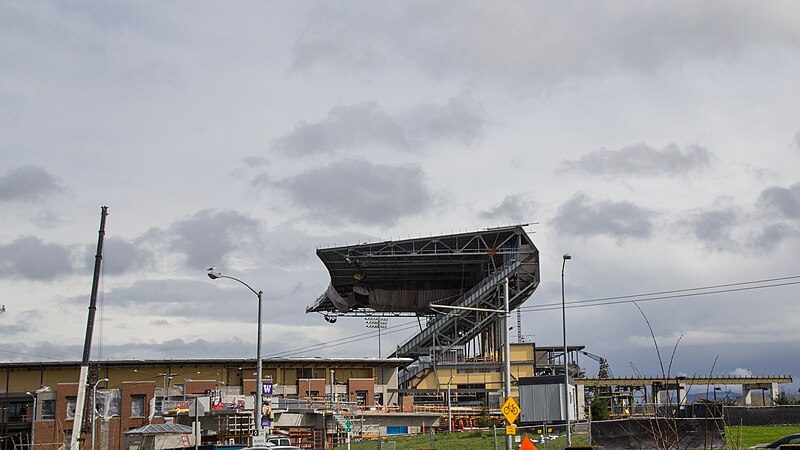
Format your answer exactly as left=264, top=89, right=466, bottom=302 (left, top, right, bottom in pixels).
left=308, top=225, right=538, bottom=315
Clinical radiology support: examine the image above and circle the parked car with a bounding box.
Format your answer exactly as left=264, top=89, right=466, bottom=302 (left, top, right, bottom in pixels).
left=266, top=436, right=291, bottom=447
left=748, top=433, right=800, bottom=448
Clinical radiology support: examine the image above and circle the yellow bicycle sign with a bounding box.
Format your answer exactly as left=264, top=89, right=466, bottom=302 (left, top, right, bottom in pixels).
left=501, top=397, right=520, bottom=424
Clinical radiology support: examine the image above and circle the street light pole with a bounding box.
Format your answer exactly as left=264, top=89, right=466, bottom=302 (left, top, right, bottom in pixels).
left=447, top=375, right=455, bottom=433
left=428, top=291, right=512, bottom=449
left=561, top=254, right=572, bottom=447
left=91, top=378, right=109, bottom=450
left=24, top=393, right=35, bottom=450
left=207, top=269, right=264, bottom=440
left=503, top=278, right=513, bottom=450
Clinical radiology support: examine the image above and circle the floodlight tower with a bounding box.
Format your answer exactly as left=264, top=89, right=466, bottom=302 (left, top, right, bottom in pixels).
left=364, top=317, right=389, bottom=358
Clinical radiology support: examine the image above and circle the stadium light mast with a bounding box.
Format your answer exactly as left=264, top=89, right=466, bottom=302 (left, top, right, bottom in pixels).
left=364, top=317, right=388, bottom=358
left=207, top=269, right=264, bottom=441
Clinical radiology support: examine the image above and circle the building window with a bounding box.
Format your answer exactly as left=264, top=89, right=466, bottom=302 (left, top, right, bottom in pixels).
left=66, top=397, right=77, bottom=419
left=131, top=395, right=146, bottom=417
left=41, top=400, right=55, bottom=419
left=8, top=402, right=27, bottom=422
left=154, top=397, right=163, bottom=416
left=355, top=391, right=368, bottom=406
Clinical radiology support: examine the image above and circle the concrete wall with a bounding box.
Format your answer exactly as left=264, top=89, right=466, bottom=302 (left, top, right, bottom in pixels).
left=591, top=418, right=725, bottom=449
left=724, top=406, right=800, bottom=426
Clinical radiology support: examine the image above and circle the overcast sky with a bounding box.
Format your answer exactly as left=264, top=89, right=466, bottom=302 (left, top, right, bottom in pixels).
left=2, top=1, right=799, bottom=394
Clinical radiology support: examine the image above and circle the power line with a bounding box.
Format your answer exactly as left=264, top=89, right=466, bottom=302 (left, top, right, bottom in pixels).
left=271, top=275, right=800, bottom=357
left=521, top=276, right=800, bottom=313
left=5, top=275, right=798, bottom=362
left=264, top=321, right=420, bottom=357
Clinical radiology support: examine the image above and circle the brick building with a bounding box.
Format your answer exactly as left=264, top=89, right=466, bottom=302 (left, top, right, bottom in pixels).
left=0, top=357, right=409, bottom=450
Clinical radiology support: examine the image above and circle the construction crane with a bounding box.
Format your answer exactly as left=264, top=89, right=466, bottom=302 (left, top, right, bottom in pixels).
left=580, top=350, right=612, bottom=378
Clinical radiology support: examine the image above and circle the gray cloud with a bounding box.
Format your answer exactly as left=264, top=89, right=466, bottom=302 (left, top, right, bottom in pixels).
left=681, top=207, right=741, bottom=252
left=402, top=95, right=485, bottom=145
left=273, top=102, right=408, bottom=155
left=752, top=223, right=798, bottom=252
left=158, top=209, right=263, bottom=270
left=84, top=237, right=153, bottom=275
left=0, top=333, right=333, bottom=362
left=293, top=2, right=800, bottom=88
left=1, top=310, right=45, bottom=337
left=272, top=97, right=484, bottom=157
left=553, top=193, right=654, bottom=239
left=561, top=143, right=712, bottom=177
left=759, top=181, right=800, bottom=219
left=0, top=236, right=74, bottom=281
left=478, top=194, right=535, bottom=223
left=274, top=159, right=431, bottom=225
left=62, top=279, right=252, bottom=320
left=793, top=130, right=800, bottom=152
left=0, top=165, right=64, bottom=203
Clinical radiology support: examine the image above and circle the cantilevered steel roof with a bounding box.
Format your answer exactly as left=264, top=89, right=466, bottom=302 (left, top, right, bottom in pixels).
left=307, top=225, right=539, bottom=316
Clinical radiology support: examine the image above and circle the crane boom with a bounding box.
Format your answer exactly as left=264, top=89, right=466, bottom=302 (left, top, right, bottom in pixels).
left=580, top=350, right=612, bottom=378
left=70, top=206, right=107, bottom=450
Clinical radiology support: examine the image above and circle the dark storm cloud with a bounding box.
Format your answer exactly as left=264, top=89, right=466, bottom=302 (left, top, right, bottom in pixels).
left=83, top=237, right=153, bottom=275
left=478, top=194, right=535, bottom=223
left=275, top=159, right=431, bottom=226
left=681, top=207, right=740, bottom=252
left=272, top=97, right=484, bottom=157
left=553, top=193, right=654, bottom=239
left=561, top=143, right=712, bottom=177
left=159, top=209, right=263, bottom=270
left=0, top=165, right=64, bottom=203
left=759, top=181, right=800, bottom=219
left=292, top=2, right=800, bottom=87
left=273, top=102, right=408, bottom=155
left=0, top=236, right=73, bottom=281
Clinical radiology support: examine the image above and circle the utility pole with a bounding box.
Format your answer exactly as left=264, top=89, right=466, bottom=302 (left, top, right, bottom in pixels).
left=159, top=373, right=177, bottom=415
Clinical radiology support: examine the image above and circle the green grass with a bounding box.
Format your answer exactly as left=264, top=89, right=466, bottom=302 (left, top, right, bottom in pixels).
left=334, top=425, right=800, bottom=450
left=725, top=425, right=800, bottom=449
left=335, top=430, right=589, bottom=450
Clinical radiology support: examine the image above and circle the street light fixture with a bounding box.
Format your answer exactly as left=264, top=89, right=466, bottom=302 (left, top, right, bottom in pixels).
left=91, top=378, right=109, bottom=450
left=561, top=253, right=572, bottom=446
left=208, top=269, right=265, bottom=439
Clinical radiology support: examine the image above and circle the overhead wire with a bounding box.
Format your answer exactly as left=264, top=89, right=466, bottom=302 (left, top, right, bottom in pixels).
left=263, top=320, right=421, bottom=358
left=269, top=275, right=800, bottom=357
left=4, top=275, right=798, bottom=362
left=520, top=275, right=800, bottom=313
